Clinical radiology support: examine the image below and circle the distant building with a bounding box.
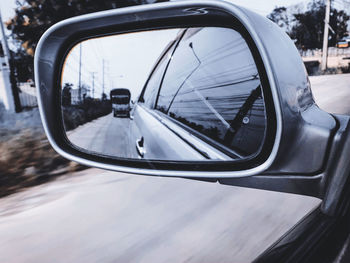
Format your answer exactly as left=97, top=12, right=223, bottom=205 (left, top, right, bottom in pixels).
left=17, top=81, right=37, bottom=108
left=71, top=86, right=89, bottom=105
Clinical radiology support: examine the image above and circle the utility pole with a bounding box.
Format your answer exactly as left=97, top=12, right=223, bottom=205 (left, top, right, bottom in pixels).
left=0, top=11, right=20, bottom=112
left=78, top=43, right=82, bottom=102
left=321, top=0, right=331, bottom=71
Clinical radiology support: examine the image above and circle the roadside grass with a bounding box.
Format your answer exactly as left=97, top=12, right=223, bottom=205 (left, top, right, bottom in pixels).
left=0, top=106, right=86, bottom=197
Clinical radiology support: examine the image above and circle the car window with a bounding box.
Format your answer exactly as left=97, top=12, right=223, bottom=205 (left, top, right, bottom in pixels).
left=140, top=41, right=176, bottom=109
left=156, top=27, right=266, bottom=157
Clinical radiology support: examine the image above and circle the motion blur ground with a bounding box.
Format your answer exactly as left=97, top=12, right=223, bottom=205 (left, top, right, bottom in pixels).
left=310, top=73, right=350, bottom=114
left=0, top=106, right=85, bottom=197
left=0, top=168, right=321, bottom=263
left=0, top=74, right=348, bottom=262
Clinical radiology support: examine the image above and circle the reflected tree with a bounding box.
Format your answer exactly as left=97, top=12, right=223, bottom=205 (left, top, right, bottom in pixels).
left=62, top=83, right=73, bottom=106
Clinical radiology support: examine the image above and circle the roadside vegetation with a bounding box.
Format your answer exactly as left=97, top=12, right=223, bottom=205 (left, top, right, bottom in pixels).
left=268, top=0, right=350, bottom=76
left=0, top=105, right=85, bottom=197
left=63, top=98, right=112, bottom=131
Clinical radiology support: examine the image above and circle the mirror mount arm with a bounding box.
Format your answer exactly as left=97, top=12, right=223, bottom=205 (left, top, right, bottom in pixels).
left=218, top=174, right=323, bottom=199
left=219, top=115, right=350, bottom=217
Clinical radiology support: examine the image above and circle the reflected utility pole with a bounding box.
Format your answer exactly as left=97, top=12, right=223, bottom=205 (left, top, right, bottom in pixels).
left=321, top=0, right=331, bottom=71
left=91, top=72, right=96, bottom=98
left=102, top=59, right=105, bottom=99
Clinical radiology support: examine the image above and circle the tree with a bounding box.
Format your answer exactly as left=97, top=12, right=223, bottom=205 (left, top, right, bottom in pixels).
left=12, top=49, right=33, bottom=82
left=267, top=7, right=291, bottom=32
left=6, top=0, right=168, bottom=81
left=278, top=0, right=349, bottom=49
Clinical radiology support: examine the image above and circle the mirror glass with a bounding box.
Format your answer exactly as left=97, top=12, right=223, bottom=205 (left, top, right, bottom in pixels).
left=61, top=27, right=268, bottom=161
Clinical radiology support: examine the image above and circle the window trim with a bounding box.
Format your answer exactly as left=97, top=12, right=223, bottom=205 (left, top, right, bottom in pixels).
left=138, top=30, right=185, bottom=108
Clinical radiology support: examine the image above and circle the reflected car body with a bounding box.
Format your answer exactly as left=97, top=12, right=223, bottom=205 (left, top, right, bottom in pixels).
left=130, top=27, right=267, bottom=160
left=130, top=104, right=232, bottom=160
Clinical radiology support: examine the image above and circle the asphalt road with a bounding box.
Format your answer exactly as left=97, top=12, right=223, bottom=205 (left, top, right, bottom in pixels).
left=0, top=74, right=349, bottom=263
left=310, top=73, right=350, bottom=115
left=68, top=114, right=132, bottom=158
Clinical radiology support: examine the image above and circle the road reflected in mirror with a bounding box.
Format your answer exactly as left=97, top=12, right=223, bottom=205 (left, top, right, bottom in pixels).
left=61, top=28, right=267, bottom=161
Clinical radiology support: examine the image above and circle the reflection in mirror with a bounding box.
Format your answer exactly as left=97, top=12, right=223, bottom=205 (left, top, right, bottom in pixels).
left=61, top=27, right=267, bottom=161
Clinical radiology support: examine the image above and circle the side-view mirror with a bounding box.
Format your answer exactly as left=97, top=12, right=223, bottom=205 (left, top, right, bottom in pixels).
left=35, top=0, right=350, bottom=217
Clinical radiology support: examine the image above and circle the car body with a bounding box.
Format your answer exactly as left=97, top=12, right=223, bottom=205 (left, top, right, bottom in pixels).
left=337, top=37, right=350, bottom=48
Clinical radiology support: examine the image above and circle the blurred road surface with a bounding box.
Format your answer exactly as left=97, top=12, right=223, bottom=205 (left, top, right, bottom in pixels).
left=310, top=73, right=350, bottom=114
left=0, top=170, right=320, bottom=263
left=0, top=74, right=349, bottom=263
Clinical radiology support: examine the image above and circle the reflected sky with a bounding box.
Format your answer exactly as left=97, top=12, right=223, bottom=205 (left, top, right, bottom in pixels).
left=62, top=29, right=179, bottom=101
